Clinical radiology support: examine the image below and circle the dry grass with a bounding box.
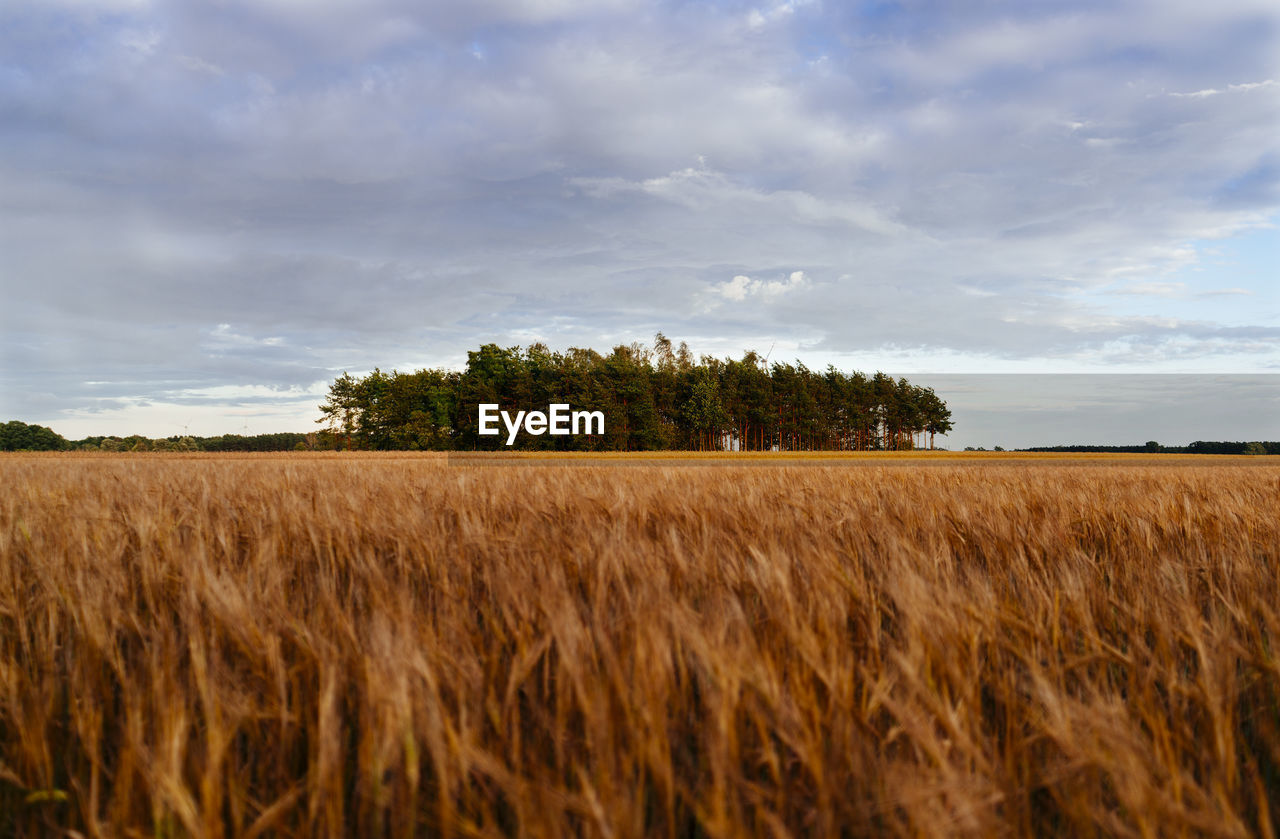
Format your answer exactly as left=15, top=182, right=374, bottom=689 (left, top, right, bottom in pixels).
left=1, top=452, right=1278, bottom=837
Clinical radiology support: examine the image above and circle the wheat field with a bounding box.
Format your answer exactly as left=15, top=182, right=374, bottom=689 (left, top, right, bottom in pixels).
left=1, top=452, right=1277, bottom=837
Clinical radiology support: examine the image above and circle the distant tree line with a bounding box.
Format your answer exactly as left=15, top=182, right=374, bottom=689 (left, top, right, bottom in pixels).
left=193, top=433, right=315, bottom=452
left=0, top=422, right=317, bottom=452
left=317, top=336, right=954, bottom=452
left=1022, top=441, right=1279, bottom=455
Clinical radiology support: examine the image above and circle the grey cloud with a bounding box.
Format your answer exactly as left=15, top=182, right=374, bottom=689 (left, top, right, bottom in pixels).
left=1, top=0, right=1277, bottom=437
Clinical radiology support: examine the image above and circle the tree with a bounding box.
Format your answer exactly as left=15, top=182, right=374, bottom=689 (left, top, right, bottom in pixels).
left=681, top=367, right=728, bottom=450
left=454, top=344, right=527, bottom=449
left=921, top=387, right=954, bottom=450
left=317, top=372, right=363, bottom=449
left=602, top=345, right=663, bottom=450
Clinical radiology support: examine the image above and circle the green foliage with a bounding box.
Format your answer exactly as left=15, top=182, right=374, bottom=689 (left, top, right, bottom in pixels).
left=1187, top=440, right=1280, bottom=455
left=196, top=433, right=309, bottom=452
left=682, top=366, right=728, bottom=450
left=318, top=336, right=955, bottom=452
left=0, top=420, right=69, bottom=451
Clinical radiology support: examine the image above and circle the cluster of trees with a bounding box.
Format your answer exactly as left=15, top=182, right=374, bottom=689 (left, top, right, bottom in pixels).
left=0, top=420, right=68, bottom=451
left=318, top=336, right=955, bottom=452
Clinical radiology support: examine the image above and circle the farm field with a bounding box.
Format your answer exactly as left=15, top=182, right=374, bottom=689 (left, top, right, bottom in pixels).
left=1, top=452, right=1278, bottom=837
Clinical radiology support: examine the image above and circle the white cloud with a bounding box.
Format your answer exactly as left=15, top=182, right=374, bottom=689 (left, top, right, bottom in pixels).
left=206, top=324, right=286, bottom=349
left=1168, top=79, right=1278, bottom=98
left=716, top=270, right=810, bottom=302
left=719, top=275, right=754, bottom=302
left=746, top=0, right=813, bottom=30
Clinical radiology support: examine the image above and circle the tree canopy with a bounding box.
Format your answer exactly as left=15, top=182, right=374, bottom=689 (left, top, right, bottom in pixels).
left=318, top=336, right=955, bottom=452
left=0, top=420, right=69, bottom=451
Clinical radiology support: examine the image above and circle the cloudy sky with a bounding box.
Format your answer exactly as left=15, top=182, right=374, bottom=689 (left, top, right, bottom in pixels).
left=1, top=0, right=1277, bottom=445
